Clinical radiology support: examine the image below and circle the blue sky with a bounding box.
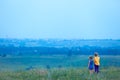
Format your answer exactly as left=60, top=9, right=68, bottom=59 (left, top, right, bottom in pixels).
left=0, top=0, right=120, bottom=39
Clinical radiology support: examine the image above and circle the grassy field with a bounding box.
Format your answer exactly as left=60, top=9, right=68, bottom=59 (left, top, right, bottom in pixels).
left=0, top=55, right=120, bottom=80
left=0, top=55, right=120, bottom=70
left=0, top=67, right=120, bottom=80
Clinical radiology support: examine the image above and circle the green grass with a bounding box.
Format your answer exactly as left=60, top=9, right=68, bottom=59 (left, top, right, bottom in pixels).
left=0, top=67, right=120, bottom=80
left=0, top=55, right=120, bottom=71
left=0, top=55, right=120, bottom=80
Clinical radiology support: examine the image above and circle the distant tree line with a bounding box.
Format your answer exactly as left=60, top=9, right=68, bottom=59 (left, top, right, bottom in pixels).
left=0, top=46, right=120, bottom=57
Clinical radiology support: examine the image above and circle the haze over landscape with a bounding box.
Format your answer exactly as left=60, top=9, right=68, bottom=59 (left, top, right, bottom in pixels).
left=0, top=0, right=120, bottom=39
left=0, top=1, right=120, bottom=80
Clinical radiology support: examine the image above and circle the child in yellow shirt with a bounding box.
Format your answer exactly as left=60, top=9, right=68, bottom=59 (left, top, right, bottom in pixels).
left=94, top=52, right=100, bottom=73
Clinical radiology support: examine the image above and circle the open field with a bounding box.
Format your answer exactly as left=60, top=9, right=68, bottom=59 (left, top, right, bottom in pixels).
left=0, top=55, right=120, bottom=80
left=0, top=67, right=120, bottom=80
left=0, top=55, right=120, bottom=71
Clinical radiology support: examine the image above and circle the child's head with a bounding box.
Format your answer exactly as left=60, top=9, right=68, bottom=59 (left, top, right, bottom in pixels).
left=89, top=56, right=93, bottom=60
left=94, top=52, right=98, bottom=57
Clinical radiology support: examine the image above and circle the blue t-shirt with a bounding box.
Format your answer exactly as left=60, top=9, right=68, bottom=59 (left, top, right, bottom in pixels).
left=89, top=60, right=94, bottom=70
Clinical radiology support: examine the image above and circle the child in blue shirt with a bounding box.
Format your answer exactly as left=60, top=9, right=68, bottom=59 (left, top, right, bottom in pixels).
left=88, top=56, right=94, bottom=74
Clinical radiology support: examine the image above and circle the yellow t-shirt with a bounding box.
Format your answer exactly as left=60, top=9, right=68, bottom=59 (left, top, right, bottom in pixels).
left=94, top=56, right=100, bottom=65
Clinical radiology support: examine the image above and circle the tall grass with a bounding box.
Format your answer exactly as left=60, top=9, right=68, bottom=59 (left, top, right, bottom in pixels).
left=0, top=67, right=120, bottom=80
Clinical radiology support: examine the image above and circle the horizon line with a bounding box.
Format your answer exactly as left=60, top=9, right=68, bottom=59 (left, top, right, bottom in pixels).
left=0, top=37, right=120, bottom=40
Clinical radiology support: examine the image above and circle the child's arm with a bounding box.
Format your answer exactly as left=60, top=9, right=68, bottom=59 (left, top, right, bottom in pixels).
left=94, top=58, right=97, bottom=63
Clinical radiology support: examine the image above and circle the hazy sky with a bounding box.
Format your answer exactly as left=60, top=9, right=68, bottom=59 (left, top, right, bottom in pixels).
left=0, top=0, right=120, bottom=39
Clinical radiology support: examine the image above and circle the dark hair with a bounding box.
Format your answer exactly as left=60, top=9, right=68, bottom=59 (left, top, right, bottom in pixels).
left=94, top=52, right=98, bottom=56
left=89, top=56, right=93, bottom=59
